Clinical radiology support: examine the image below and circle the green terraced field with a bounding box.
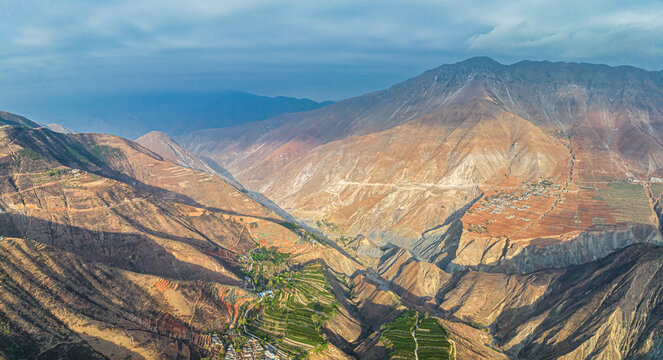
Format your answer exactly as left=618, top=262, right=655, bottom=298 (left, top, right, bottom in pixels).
left=247, top=263, right=338, bottom=359
left=381, top=311, right=452, bottom=360
left=417, top=317, right=452, bottom=360
left=381, top=310, right=418, bottom=360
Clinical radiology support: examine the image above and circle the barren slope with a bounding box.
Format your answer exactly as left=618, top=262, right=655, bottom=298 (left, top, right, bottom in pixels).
left=182, top=58, right=663, bottom=272
left=368, top=243, right=663, bottom=359
left=0, top=125, right=287, bottom=284
left=0, top=237, right=252, bottom=360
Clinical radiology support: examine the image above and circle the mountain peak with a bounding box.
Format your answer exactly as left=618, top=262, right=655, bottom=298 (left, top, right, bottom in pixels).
left=458, top=56, right=502, bottom=67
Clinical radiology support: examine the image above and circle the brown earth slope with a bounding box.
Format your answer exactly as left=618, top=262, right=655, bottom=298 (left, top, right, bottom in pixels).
left=0, top=237, right=252, bottom=360
left=135, top=130, right=240, bottom=187
left=368, top=243, right=663, bottom=359
left=181, top=58, right=663, bottom=273
left=0, top=124, right=290, bottom=284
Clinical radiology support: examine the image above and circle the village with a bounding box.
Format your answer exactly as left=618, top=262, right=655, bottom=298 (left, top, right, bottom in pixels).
left=469, top=179, right=561, bottom=216
left=218, top=338, right=281, bottom=360
left=205, top=325, right=285, bottom=360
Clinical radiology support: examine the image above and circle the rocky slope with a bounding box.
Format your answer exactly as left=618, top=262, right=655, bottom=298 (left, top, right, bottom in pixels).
left=364, top=242, right=663, bottom=359
left=440, top=243, right=663, bottom=359
left=0, top=237, right=252, bottom=359
left=181, top=58, right=663, bottom=273
left=136, top=130, right=242, bottom=187
left=0, top=124, right=285, bottom=284
left=46, top=123, right=75, bottom=134
left=0, top=111, right=41, bottom=128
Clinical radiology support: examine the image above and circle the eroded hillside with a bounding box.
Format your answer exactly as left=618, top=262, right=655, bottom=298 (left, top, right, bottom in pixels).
left=181, top=58, right=663, bottom=274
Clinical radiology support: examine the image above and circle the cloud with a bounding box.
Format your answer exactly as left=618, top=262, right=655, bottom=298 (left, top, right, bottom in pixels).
left=464, top=0, right=663, bottom=64
left=0, top=0, right=661, bottom=102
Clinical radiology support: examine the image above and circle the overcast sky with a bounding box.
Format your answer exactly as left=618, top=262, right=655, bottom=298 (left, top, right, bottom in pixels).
left=1, top=0, right=662, bottom=104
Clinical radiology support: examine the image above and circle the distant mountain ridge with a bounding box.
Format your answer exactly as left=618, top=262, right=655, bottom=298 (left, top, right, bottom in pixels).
left=4, top=90, right=333, bottom=139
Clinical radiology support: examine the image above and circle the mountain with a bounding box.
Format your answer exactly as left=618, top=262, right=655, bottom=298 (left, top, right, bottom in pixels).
left=0, top=120, right=300, bottom=358
left=0, top=237, right=251, bottom=359
left=0, top=111, right=41, bottom=128
left=181, top=57, right=663, bottom=274
left=0, top=113, right=498, bottom=359
left=4, top=57, right=663, bottom=360
left=368, top=242, right=663, bottom=359
left=0, top=116, right=378, bottom=359
left=0, top=125, right=280, bottom=281
left=7, top=91, right=333, bottom=139
left=46, top=123, right=75, bottom=134
left=135, top=130, right=244, bottom=190
left=439, top=242, right=663, bottom=359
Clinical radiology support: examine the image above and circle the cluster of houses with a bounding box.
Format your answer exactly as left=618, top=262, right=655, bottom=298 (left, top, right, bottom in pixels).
left=222, top=338, right=279, bottom=360
left=224, top=344, right=238, bottom=360
left=472, top=181, right=560, bottom=215
left=258, top=290, right=275, bottom=299
left=212, top=332, right=282, bottom=360
left=242, top=338, right=280, bottom=359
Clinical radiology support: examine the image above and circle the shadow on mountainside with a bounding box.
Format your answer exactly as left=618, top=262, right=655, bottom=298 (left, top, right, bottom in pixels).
left=0, top=239, right=216, bottom=360
left=7, top=125, right=362, bottom=268
left=0, top=213, right=242, bottom=285
left=479, top=243, right=663, bottom=359
left=36, top=335, right=143, bottom=360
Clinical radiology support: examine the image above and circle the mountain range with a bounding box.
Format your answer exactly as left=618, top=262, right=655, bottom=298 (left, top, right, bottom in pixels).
left=1, top=58, right=663, bottom=359
left=180, top=57, right=663, bottom=273
left=3, top=91, right=332, bottom=139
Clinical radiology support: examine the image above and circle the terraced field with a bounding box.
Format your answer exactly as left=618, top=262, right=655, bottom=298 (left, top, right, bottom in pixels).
left=247, top=263, right=338, bottom=359
left=381, top=310, right=418, bottom=359
left=651, top=182, right=663, bottom=201
left=593, top=181, right=653, bottom=224
left=416, top=317, right=452, bottom=360
left=381, top=310, right=453, bottom=360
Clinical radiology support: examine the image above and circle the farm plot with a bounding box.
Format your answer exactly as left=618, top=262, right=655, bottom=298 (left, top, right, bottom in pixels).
left=247, top=263, right=338, bottom=359
left=416, top=317, right=452, bottom=360
left=381, top=310, right=418, bottom=359
left=593, top=181, right=653, bottom=224
left=381, top=311, right=453, bottom=360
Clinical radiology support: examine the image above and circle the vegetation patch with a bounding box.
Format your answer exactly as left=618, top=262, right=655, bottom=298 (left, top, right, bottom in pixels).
left=279, top=221, right=301, bottom=231
left=416, top=317, right=452, bottom=360
left=316, top=218, right=339, bottom=232
left=29, top=168, right=69, bottom=185
left=651, top=183, right=663, bottom=200
left=246, top=263, right=339, bottom=359
left=89, top=145, right=127, bottom=164
left=381, top=310, right=452, bottom=360
left=16, top=148, right=46, bottom=161
left=243, top=247, right=290, bottom=292
left=381, top=310, right=418, bottom=359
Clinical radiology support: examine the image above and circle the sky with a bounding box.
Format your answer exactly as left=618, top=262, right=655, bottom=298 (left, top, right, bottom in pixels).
left=1, top=0, right=662, bottom=107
